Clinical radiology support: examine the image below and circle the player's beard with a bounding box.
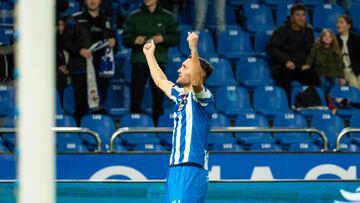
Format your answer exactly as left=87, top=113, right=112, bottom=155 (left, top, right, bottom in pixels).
left=176, top=79, right=191, bottom=87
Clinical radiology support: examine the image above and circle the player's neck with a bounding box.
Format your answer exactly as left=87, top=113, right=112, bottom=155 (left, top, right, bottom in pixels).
left=183, top=86, right=191, bottom=93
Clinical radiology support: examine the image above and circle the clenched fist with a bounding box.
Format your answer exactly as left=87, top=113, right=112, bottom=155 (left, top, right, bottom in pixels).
left=187, top=32, right=199, bottom=51
left=143, top=39, right=155, bottom=56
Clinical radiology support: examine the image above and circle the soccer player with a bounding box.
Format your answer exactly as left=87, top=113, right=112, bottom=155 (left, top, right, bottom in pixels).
left=143, top=32, right=214, bottom=202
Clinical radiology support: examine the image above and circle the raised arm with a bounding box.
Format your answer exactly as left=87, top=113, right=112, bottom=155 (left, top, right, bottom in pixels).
left=143, top=40, right=174, bottom=98
left=187, top=32, right=203, bottom=93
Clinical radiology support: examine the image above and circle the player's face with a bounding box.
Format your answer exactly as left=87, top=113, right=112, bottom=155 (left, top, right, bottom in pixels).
left=291, top=10, right=306, bottom=27
left=337, top=17, right=350, bottom=34
left=176, top=59, right=192, bottom=87
left=85, top=0, right=101, bottom=11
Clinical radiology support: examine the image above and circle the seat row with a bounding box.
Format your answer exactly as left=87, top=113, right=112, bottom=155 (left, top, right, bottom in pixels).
left=1, top=111, right=360, bottom=153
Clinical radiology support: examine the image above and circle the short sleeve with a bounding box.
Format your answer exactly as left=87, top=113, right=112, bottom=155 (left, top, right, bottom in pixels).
left=170, top=85, right=183, bottom=103
left=193, top=86, right=213, bottom=107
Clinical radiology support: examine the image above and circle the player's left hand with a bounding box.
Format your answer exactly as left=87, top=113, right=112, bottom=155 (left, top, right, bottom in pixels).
left=143, top=39, right=155, bottom=56
left=187, top=32, right=199, bottom=50
left=108, top=38, right=116, bottom=48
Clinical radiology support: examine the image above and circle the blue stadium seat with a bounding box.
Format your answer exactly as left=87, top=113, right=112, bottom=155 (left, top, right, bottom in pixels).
left=208, top=113, right=236, bottom=145
left=234, top=113, right=274, bottom=147
left=311, top=112, right=345, bottom=147
left=275, top=3, right=311, bottom=26
left=250, top=143, right=282, bottom=151
left=119, top=113, right=160, bottom=146
left=349, top=3, right=360, bottom=33
left=133, top=143, right=166, bottom=152
left=124, top=57, right=132, bottom=84
left=211, top=143, right=243, bottom=152
left=114, top=29, right=130, bottom=61
left=105, top=83, right=130, bottom=117
left=253, top=86, right=291, bottom=117
left=349, top=113, right=360, bottom=145
left=63, top=85, right=75, bottom=115
left=264, top=0, right=294, bottom=7
left=215, top=86, right=253, bottom=117
left=206, top=4, right=237, bottom=30
left=118, top=0, right=143, bottom=6
left=112, top=144, right=127, bottom=152
left=228, top=0, right=258, bottom=6
left=1, top=115, right=16, bottom=151
left=56, top=91, right=64, bottom=115
left=288, top=143, right=321, bottom=152
left=313, top=4, right=344, bottom=32
left=62, top=0, right=80, bottom=16
left=164, top=96, right=175, bottom=114
left=157, top=113, right=174, bottom=148
left=0, top=26, right=13, bottom=45
left=177, top=3, right=195, bottom=25
left=329, top=86, right=360, bottom=118
left=179, top=31, right=217, bottom=59
left=55, top=114, right=81, bottom=144
left=236, top=57, right=274, bottom=88
left=178, top=25, right=193, bottom=33
left=0, top=4, right=13, bottom=25
left=217, top=29, right=253, bottom=61
left=57, top=142, right=88, bottom=153
left=0, top=139, right=9, bottom=153
left=165, top=56, right=183, bottom=83
left=0, top=85, right=15, bottom=117
left=243, top=3, right=275, bottom=33
left=141, top=82, right=153, bottom=115
left=168, top=46, right=181, bottom=58
left=206, top=57, right=237, bottom=89
left=80, top=114, right=116, bottom=152
left=254, top=29, right=274, bottom=56
left=337, top=143, right=360, bottom=152
left=273, top=113, right=313, bottom=146
left=298, top=0, right=322, bottom=7
left=291, top=86, right=328, bottom=117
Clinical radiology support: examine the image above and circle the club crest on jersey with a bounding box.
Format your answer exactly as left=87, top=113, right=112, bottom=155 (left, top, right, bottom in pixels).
left=176, top=95, right=187, bottom=112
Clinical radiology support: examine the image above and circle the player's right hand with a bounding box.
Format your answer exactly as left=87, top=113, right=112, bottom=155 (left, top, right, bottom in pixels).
left=187, top=32, right=199, bottom=51
left=80, top=48, right=91, bottom=59
left=143, top=39, right=155, bottom=56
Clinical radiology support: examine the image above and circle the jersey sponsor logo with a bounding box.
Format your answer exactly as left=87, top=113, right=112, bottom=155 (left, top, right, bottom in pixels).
left=176, top=95, right=187, bottom=112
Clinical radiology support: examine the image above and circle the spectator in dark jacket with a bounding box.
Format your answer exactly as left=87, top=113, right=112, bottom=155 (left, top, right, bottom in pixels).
left=266, top=3, right=319, bottom=102
left=123, top=0, right=180, bottom=124
left=57, top=16, right=70, bottom=103
left=63, top=0, right=117, bottom=124
left=336, top=15, right=360, bottom=89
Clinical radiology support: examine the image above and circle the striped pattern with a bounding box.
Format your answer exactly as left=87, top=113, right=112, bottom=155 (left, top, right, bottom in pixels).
left=169, top=86, right=214, bottom=168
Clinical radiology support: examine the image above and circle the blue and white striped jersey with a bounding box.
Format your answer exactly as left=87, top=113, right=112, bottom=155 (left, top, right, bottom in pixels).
left=168, top=85, right=214, bottom=170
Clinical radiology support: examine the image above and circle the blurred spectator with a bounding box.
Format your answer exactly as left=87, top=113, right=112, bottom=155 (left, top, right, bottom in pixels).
left=122, top=0, right=180, bottom=124
left=302, top=29, right=346, bottom=92
left=57, top=16, right=70, bottom=103
left=336, top=15, right=360, bottom=89
left=160, top=0, right=186, bottom=17
left=0, top=32, right=14, bottom=82
left=266, top=3, right=319, bottom=102
left=0, top=45, right=14, bottom=82
left=79, top=0, right=113, bottom=19
left=194, top=0, right=226, bottom=33
left=63, top=0, right=117, bottom=124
